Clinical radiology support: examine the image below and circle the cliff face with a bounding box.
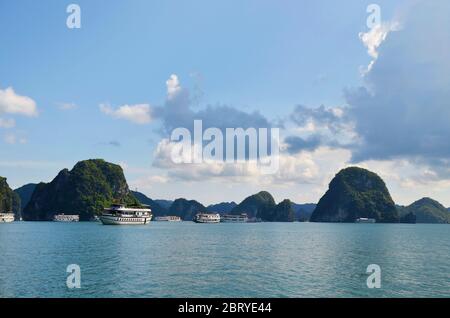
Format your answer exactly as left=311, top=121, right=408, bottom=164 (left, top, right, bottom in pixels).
left=23, top=159, right=138, bottom=221
left=292, top=203, right=316, bottom=222
left=169, top=198, right=206, bottom=220
left=0, top=177, right=21, bottom=219
left=310, top=167, right=399, bottom=223
left=400, top=198, right=450, bottom=224
left=259, top=199, right=295, bottom=222
left=14, top=183, right=37, bottom=212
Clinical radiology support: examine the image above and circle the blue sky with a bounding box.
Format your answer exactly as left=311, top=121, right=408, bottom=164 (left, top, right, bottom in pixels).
left=1, top=0, right=449, bottom=206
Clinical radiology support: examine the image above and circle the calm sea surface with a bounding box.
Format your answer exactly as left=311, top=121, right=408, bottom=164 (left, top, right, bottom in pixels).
left=0, top=222, right=449, bottom=298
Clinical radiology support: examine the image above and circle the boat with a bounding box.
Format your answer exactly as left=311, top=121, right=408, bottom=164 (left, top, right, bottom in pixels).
left=53, top=214, right=79, bottom=222
left=193, top=213, right=220, bottom=223
left=0, top=212, right=15, bottom=223
left=99, top=204, right=152, bottom=225
left=154, top=216, right=182, bottom=222
left=221, top=213, right=248, bottom=223
left=356, top=218, right=376, bottom=223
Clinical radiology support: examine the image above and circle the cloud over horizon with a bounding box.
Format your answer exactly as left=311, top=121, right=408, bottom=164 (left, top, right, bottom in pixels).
left=347, top=0, right=450, bottom=173
left=99, top=103, right=152, bottom=124
left=0, top=87, right=38, bottom=117
left=152, top=75, right=272, bottom=136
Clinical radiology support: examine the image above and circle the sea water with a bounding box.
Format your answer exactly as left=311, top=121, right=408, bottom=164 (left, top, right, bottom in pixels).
left=0, top=222, right=449, bottom=297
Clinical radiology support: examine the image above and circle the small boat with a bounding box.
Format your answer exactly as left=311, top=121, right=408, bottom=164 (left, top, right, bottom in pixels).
left=53, top=214, right=79, bottom=222
left=193, top=213, right=220, bottom=223
left=100, top=204, right=152, bottom=225
left=154, top=216, right=182, bottom=222
left=221, top=213, right=248, bottom=223
left=356, top=218, right=376, bottom=223
left=0, top=212, right=15, bottom=223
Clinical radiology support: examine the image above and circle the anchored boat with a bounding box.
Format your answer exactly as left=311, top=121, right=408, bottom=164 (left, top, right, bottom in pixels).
left=154, top=216, right=182, bottom=222
left=356, top=217, right=376, bottom=223
left=221, top=213, right=248, bottom=223
left=193, top=213, right=220, bottom=223
left=53, top=214, right=79, bottom=222
left=100, top=204, right=152, bottom=225
left=0, top=212, right=15, bottom=223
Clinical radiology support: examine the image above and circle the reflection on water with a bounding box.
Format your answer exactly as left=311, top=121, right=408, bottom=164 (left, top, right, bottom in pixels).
left=0, top=222, right=449, bottom=297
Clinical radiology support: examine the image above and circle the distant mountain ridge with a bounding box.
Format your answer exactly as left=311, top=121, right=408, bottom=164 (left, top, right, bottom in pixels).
left=131, top=191, right=168, bottom=217
left=154, top=199, right=174, bottom=210
left=169, top=198, right=207, bottom=220
left=206, top=202, right=237, bottom=214
left=292, top=203, right=316, bottom=222
left=399, top=198, right=450, bottom=224
left=14, top=183, right=37, bottom=212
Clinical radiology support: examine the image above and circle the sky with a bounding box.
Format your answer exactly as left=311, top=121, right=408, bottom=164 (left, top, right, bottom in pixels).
left=1, top=0, right=450, bottom=206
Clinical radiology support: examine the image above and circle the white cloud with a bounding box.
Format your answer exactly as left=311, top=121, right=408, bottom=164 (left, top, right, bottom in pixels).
left=0, top=87, right=38, bottom=116
left=349, top=1, right=450, bottom=167
left=99, top=103, right=152, bottom=124
left=152, top=138, right=352, bottom=186
left=356, top=158, right=450, bottom=206
left=359, top=21, right=400, bottom=74
left=0, top=118, right=15, bottom=129
left=166, top=74, right=181, bottom=100
left=3, top=133, right=27, bottom=145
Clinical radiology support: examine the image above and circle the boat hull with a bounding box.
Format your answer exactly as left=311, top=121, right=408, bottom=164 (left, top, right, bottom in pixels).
left=193, top=219, right=220, bottom=223
left=99, top=215, right=151, bottom=225
left=0, top=214, right=15, bottom=223
left=221, top=219, right=248, bottom=223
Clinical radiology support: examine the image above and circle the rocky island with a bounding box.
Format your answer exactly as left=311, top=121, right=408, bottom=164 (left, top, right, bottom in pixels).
left=231, top=191, right=295, bottom=222
left=310, top=167, right=399, bottom=223
left=22, top=159, right=138, bottom=221
left=398, top=198, right=450, bottom=224
left=0, top=176, right=21, bottom=219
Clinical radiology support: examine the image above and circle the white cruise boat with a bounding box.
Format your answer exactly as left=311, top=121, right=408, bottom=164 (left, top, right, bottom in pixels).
left=194, top=213, right=220, bottom=223
left=0, top=212, right=15, bottom=223
left=154, top=216, right=182, bottom=222
left=356, top=217, right=376, bottom=223
left=100, top=204, right=152, bottom=225
left=221, top=213, right=248, bottom=223
left=53, top=214, right=79, bottom=222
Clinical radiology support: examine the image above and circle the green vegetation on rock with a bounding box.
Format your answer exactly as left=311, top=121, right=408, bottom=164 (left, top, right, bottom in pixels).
left=399, top=198, right=450, bottom=224
left=310, top=167, right=399, bottom=223
left=0, top=177, right=21, bottom=219
left=169, top=198, right=206, bottom=220
left=232, top=191, right=294, bottom=222
left=231, top=191, right=275, bottom=218
left=23, top=159, right=138, bottom=221
left=259, top=199, right=295, bottom=222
